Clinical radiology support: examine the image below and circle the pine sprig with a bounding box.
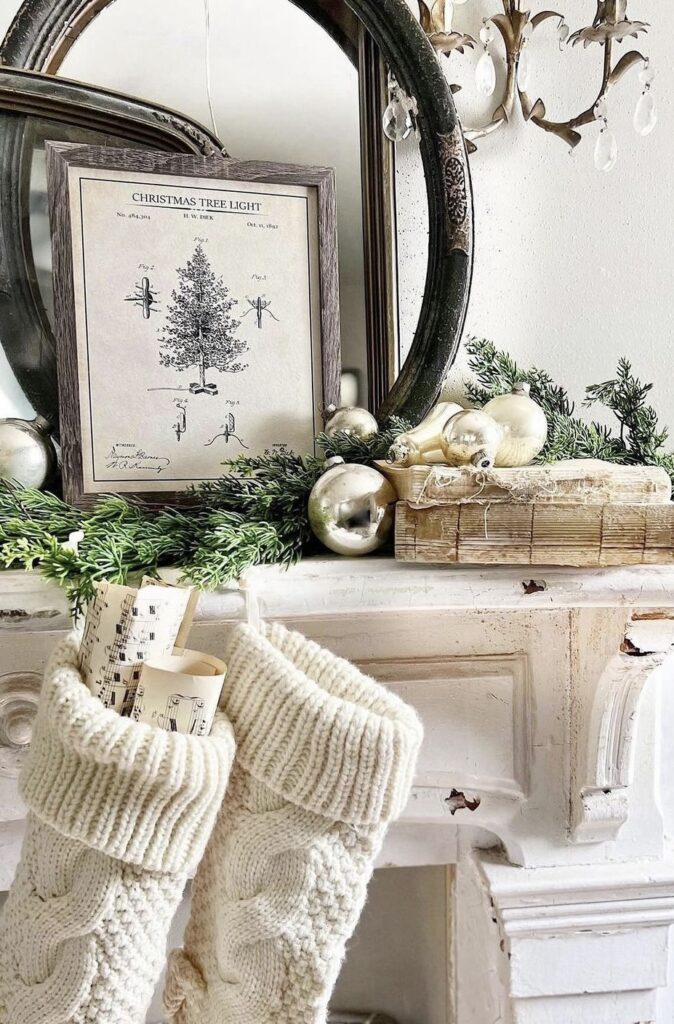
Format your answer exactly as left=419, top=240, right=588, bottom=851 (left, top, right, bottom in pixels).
left=465, top=337, right=674, bottom=482
left=316, top=415, right=413, bottom=463
left=584, top=357, right=669, bottom=458
left=465, top=337, right=575, bottom=418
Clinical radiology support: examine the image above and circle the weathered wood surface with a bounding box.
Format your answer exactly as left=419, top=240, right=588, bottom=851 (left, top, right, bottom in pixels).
left=379, top=459, right=672, bottom=507
left=395, top=500, right=674, bottom=566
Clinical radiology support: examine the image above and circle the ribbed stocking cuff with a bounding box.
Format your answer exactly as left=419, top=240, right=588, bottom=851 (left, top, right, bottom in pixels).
left=222, top=623, right=423, bottom=826
left=20, top=634, right=235, bottom=874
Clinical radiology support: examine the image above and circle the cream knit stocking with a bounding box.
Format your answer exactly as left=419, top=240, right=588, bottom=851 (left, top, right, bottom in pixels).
left=165, top=622, right=423, bottom=1024
left=0, top=635, right=235, bottom=1024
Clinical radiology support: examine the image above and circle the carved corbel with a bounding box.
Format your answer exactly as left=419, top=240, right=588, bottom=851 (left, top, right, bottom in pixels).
left=569, top=608, right=674, bottom=845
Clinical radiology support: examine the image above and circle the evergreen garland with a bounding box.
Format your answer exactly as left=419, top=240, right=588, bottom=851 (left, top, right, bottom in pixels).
left=0, top=417, right=411, bottom=613
left=2, top=336, right=673, bottom=610
left=465, top=337, right=674, bottom=481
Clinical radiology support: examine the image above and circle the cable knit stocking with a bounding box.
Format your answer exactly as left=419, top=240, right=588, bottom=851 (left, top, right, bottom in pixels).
left=165, top=622, right=423, bottom=1024
left=0, top=634, right=235, bottom=1024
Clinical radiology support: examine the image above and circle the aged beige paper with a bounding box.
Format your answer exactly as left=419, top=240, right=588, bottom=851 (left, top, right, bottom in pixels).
left=79, top=579, right=195, bottom=713
left=67, top=166, right=323, bottom=492
left=136, top=649, right=226, bottom=736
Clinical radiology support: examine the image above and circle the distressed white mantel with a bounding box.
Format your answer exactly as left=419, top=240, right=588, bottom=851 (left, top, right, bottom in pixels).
left=1, top=559, right=674, bottom=1023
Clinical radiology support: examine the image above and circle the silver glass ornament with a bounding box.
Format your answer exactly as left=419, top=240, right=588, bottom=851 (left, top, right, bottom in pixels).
left=440, top=409, right=503, bottom=469
left=387, top=400, right=463, bottom=467
left=324, top=405, right=379, bottom=442
left=484, top=383, right=548, bottom=468
left=0, top=415, right=56, bottom=488
left=308, top=457, right=396, bottom=556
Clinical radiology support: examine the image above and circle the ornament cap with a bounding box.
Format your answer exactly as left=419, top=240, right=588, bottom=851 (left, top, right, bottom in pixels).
left=472, top=449, right=495, bottom=470
left=387, top=440, right=411, bottom=466
left=324, top=456, right=346, bottom=469
left=31, top=415, right=53, bottom=436
left=513, top=382, right=531, bottom=396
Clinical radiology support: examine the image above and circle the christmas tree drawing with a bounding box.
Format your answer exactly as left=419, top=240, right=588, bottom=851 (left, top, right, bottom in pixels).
left=158, top=244, right=247, bottom=396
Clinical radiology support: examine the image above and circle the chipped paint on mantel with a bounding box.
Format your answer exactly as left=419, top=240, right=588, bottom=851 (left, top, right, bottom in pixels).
left=1, top=562, right=674, bottom=1020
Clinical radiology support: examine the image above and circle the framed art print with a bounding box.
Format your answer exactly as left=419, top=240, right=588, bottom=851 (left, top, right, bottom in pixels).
left=46, top=143, right=340, bottom=506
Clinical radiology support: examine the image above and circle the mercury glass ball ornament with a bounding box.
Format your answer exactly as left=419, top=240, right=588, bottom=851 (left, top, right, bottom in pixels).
left=484, top=383, right=548, bottom=468
left=324, top=405, right=379, bottom=442
left=308, top=457, right=396, bottom=556
left=0, top=415, right=56, bottom=488
left=440, top=409, right=503, bottom=470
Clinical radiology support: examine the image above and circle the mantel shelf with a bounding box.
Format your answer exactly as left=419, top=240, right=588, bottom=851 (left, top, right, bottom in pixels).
left=3, top=558, right=674, bottom=631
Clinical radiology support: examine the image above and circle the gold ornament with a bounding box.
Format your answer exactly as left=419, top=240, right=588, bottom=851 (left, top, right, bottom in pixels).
left=485, top=383, right=548, bottom=468
left=387, top=401, right=463, bottom=467
left=324, top=405, right=379, bottom=442
left=440, top=409, right=503, bottom=469
left=308, top=457, right=396, bottom=556
left=0, top=416, right=56, bottom=489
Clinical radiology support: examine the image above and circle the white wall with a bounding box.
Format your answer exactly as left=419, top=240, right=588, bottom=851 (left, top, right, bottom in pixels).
left=396, top=0, right=674, bottom=430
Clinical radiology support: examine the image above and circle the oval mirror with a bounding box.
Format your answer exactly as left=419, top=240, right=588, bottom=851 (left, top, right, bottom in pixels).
left=1, top=0, right=473, bottom=427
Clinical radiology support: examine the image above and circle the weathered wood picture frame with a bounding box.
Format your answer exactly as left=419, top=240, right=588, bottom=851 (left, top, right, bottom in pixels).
left=47, top=142, right=340, bottom=508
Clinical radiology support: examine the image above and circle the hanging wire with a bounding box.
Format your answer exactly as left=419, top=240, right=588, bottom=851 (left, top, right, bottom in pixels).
left=203, top=0, right=220, bottom=139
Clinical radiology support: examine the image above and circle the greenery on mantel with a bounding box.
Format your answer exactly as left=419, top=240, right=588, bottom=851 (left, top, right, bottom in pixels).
left=2, top=339, right=674, bottom=611
left=0, top=418, right=410, bottom=614
left=465, top=338, right=674, bottom=482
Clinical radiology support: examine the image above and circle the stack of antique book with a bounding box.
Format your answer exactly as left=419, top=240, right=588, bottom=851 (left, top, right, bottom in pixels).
left=379, top=460, right=674, bottom=567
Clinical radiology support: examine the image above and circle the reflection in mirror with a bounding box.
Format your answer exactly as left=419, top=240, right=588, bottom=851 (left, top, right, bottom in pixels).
left=57, top=0, right=368, bottom=403
left=28, top=120, right=145, bottom=327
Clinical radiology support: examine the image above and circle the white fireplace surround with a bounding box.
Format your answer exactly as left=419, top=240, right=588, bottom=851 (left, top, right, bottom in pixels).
left=1, top=558, right=674, bottom=1023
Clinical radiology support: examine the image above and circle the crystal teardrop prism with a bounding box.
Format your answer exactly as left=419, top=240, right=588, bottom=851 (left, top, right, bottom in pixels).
left=475, top=52, right=497, bottom=97
left=634, top=91, right=657, bottom=136
left=382, top=98, right=414, bottom=143
left=594, top=129, right=618, bottom=172
left=517, top=49, right=531, bottom=91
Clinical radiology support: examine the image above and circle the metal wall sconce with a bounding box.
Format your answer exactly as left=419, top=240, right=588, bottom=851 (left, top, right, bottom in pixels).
left=415, top=0, right=654, bottom=170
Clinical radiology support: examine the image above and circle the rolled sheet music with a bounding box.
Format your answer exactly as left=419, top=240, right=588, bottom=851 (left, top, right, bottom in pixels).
left=79, top=577, right=198, bottom=716
left=135, top=650, right=226, bottom=736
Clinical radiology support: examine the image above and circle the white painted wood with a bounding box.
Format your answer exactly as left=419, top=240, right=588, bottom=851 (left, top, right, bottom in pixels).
left=1, top=562, right=674, bottom=1022
left=0, top=630, right=72, bottom=779
left=569, top=607, right=670, bottom=846
left=461, top=850, right=674, bottom=1024
left=361, top=655, right=531, bottom=799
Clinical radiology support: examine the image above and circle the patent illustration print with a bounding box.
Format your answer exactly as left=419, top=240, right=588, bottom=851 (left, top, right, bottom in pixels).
left=242, top=295, right=279, bottom=330
left=125, top=275, right=159, bottom=319
left=57, top=159, right=332, bottom=501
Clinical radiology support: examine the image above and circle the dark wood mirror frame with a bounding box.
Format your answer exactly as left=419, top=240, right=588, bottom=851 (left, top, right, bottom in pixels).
left=1, top=0, right=473, bottom=427
left=0, top=68, right=226, bottom=433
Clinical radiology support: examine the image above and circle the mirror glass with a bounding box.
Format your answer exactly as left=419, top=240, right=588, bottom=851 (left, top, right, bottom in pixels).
left=55, top=0, right=368, bottom=403
left=28, top=120, right=146, bottom=326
